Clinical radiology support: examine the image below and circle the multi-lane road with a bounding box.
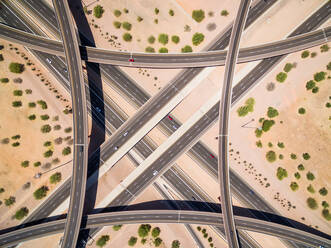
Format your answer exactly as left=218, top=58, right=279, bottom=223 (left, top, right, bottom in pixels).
left=218, top=1, right=251, bottom=247
left=51, top=0, right=88, bottom=247
left=0, top=22, right=330, bottom=68
left=0, top=210, right=330, bottom=248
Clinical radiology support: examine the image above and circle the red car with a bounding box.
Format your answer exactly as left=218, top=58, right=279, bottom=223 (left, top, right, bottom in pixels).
left=129, top=58, right=134, bottom=62
left=210, top=154, right=215, bottom=159
left=168, top=115, right=173, bottom=121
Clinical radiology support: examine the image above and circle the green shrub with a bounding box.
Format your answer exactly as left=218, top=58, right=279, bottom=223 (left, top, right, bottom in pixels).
left=171, top=35, right=180, bottom=44
left=169, top=9, right=175, bottom=16
left=322, top=209, right=331, bottom=220
left=313, top=71, right=326, bottom=82
left=64, top=127, right=72, bottom=133
left=141, top=239, right=147, bottom=244
left=43, top=141, right=51, bottom=147
left=113, top=9, right=121, bottom=17
left=301, top=50, right=309, bottom=58
left=9, top=62, right=24, bottom=73
left=21, top=160, right=29, bottom=168
left=294, top=172, right=300, bottom=179
left=28, top=114, right=36, bottom=120
left=0, top=77, right=9, bottom=83
left=192, top=32, right=204, bottom=46
left=283, top=63, right=293, bottom=73
left=279, top=154, right=284, bottom=159
left=298, top=108, right=306, bottom=114
left=327, top=61, right=331, bottom=71
left=268, top=142, right=273, bottom=147
left=310, top=52, right=317, bottom=58
left=123, top=33, right=132, bottom=42
left=192, top=9, right=205, bottom=22
left=320, top=44, right=329, bottom=52
left=307, top=197, right=318, bottom=209
left=62, top=146, right=71, bottom=156
left=13, top=90, right=23, bottom=96
left=5, top=196, right=15, bottom=206
left=12, top=101, right=22, bottom=107
left=302, top=153, right=310, bottom=160
left=11, top=135, right=21, bottom=140
left=28, top=102, right=36, bottom=108
left=262, top=119, right=275, bottom=132
left=322, top=201, right=329, bottom=209
left=113, top=225, right=122, bottom=231
left=40, top=114, right=49, bottom=121
left=159, top=47, right=168, bottom=53
left=154, top=8, right=159, bottom=15
left=277, top=142, right=284, bottom=148
left=123, top=8, right=129, bottom=14
left=181, top=45, right=193, bottom=53
left=138, top=224, right=151, bottom=238
left=33, top=186, right=49, bottom=199
left=208, top=237, right=213, bottom=242
left=14, top=207, right=29, bottom=220
left=37, top=100, right=47, bottom=109
left=326, top=102, right=331, bottom=108
left=276, top=72, right=287, bottom=83
left=202, top=228, right=206, bottom=233
left=128, top=236, right=137, bottom=246
left=49, top=172, right=61, bottom=184
left=154, top=238, right=162, bottom=247
left=137, top=16, right=143, bottom=22
left=307, top=184, right=315, bottom=193
left=41, top=124, right=51, bottom=133
left=34, top=161, right=41, bottom=167
left=148, top=36, right=156, bottom=44
left=122, top=22, right=132, bottom=31
left=306, top=171, right=315, bottom=181
left=172, top=240, right=180, bottom=248
left=154, top=19, right=158, bottom=24
left=221, top=10, right=229, bottom=16
left=12, top=142, right=20, bottom=147
left=0, top=188, right=4, bottom=193
left=0, top=54, right=3, bottom=61
left=312, top=86, right=319, bottom=93
left=158, top=34, right=169, bottom=45
left=44, top=150, right=53, bottom=158
left=93, top=5, right=104, bottom=18
left=266, top=150, right=276, bottom=162
left=145, top=46, right=155, bottom=53
left=113, top=21, right=121, bottom=29
left=152, top=227, right=161, bottom=237
left=255, top=128, right=262, bottom=138
left=276, top=167, right=288, bottom=180
left=319, top=187, right=328, bottom=196
left=197, top=226, right=201, bottom=231
left=297, top=164, right=305, bottom=171
left=267, top=107, right=279, bottom=118
left=256, top=140, right=262, bottom=148
left=96, top=235, right=110, bottom=247
left=290, top=153, right=297, bottom=160
left=237, top=106, right=249, bottom=116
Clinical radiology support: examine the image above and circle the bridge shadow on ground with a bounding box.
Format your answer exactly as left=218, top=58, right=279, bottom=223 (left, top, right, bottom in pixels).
left=1, top=200, right=329, bottom=241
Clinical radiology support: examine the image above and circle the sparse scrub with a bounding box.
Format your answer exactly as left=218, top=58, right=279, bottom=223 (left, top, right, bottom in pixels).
left=145, top=46, right=155, bottom=53
left=113, top=225, right=122, bottom=231
left=9, top=62, right=24, bottom=73
left=221, top=10, right=229, bottom=16
left=152, top=227, right=161, bottom=237
left=301, top=50, right=309, bottom=58
left=113, top=21, right=121, bottom=29
left=14, top=207, right=29, bottom=220
left=33, top=186, right=49, bottom=200
left=276, top=167, right=288, bottom=180
left=319, top=187, right=328, bottom=196
left=192, top=9, right=205, bottom=22
left=12, top=101, right=22, bottom=107
left=5, top=196, right=15, bottom=206
left=314, top=71, right=326, bottom=82
left=41, top=124, right=51, bottom=133
left=158, top=34, right=169, bottom=45
left=123, top=33, right=132, bottom=42
left=192, top=32, right=205, bottom=46
left=21, top=160, right=29, bottom=168
left=320, top=44, right=329, bottom=52
left=122, top=22, right=132, bottom=31
left=148, top=36, right=155, bottom=44
left=298, top=108, right=306, bottom=114
left=113, top=9, right=121, bottom=17
left=306, top=171, right=315, bottom=181
left=54, top=137, right=63, bottom=145
left=171, top=35, right=180, bottom=44
left=62, top=146, right=71, bottom=156
left=159, top=47, right=168, bottom=53
left=266, top=150, right=276, bottom=162
left=267, top=107, right=279, bottom=118
left=13, top=90, right=23, bottom=96
left=307, top=197, right=318, bottom=209
left=44, top=150, right=53, bottom=158
left=128, top=236, right=137, bottom=246
left=96, top=235, right=110, bottom=247
left=276, top=72, right=287, bottom=83
left=307, top=184, right=315, bottom=194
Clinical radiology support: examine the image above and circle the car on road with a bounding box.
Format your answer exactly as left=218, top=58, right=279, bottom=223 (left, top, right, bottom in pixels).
left=191, top=196, right=196, bottom=200
left=172, top=125, right=177, bottom=130
left=114, top=146, right=119, bottom=151
left=168, top=115, right=173, bottom=121
left=123, top=131, right=128, bottom=136
left=152, top=170, right=158, bottom=176
left=210, top=154, right=215, bottom=159
left=95, top=107, right=101, bottom=113
left=129, top=58, right=134, bottom=62
left=46, top=58, right=52, bottom=64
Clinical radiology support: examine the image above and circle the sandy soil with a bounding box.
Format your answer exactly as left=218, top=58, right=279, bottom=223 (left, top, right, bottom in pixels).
left=0, top=41, right=73, bottom=228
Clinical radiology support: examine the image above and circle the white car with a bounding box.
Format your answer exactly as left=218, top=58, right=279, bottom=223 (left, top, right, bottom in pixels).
left=152, top=170, right=158, bottom=176
left=95, top=107, right=101, bottom=113
left=123, top=131, right=128, bottom=136
left=114, top=146, right=119, bottom=151
left=46, top=58, right=52, bottom=64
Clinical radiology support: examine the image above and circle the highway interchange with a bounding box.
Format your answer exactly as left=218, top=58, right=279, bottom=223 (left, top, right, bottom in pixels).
left=0, top=0, right=330, bottom=247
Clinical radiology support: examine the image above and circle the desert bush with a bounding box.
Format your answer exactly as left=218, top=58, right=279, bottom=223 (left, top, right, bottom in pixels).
left=294, top=172, right=300, bottom=179
left=34, top=161, right=41, bottom=167
left=172, top=240, right=180, bottom=248
left=12, top=101, right=22, bottom=107
left=159, top=47, right=168, bottom=53
left=0, top=188, right=4, bottom=193
left=283, top=63, right=293, bottom=73
left=5, top=196, right=15, bottom=206
left=262, top=119, right=275, bottom=132
left=0, top=54, right=3, bottom=61
left=64, top=127, right=72, bottom=133
left=276, top=72, right=287, bottom=83
left=1, top=77, right=9, bottom=83
left=192, top=32, right=205, bottom=46
left=33, top=186, right=49, bottom=200
left=297, top=164, right=305, bottom=171
left=306, top=171, right=315, bottom=181
left=311, top=52, right=317, bottom=58
left=320, top=44, right=329, bottom=52
left=12, top=142, right=20, bottom=147
left=154, top=238, right=162, bottom=247
left=256, top=140, right=262, bottom=148
left=152, top=227, right=161, bottom=237
left=279, top=154, right=284, bottom=159
left=54, top=125, right=61, bottom=130
left=305, top=80, right=315, bottom=90
left=207, top=23, right=217, bottom=31
left=255, top=128, right=262, bottom=137
left=9, top=62, right=24, bottom=73
left=40, top=114, right=50, bottom=120
left=145, top=46, right=155, bottom=53
left=302, top=153, right=310, bottom=160
left=169, top=9, right=175, bottom=16
left=154, top=18, right=158, bottom=24
left=28, top=102, right=36, bottom=108
left=137, top=16, right=143, bottom=22
left=21, top=160, right=29, bottom=168
left=197, top=226, right=201, bottom=231
left=298, top=107, right=306, bottom=114
left=94, top=5, right=104, bottom=18
left=25, top=89, right=32, bottom=94
left=44, top=150, right=53, bottom=158
left=14, top=207, right=29, bottom=220
left=138, top=224, right=151, bottom=238
left=128, top=236, right=137, bottom=246
left=319, top=187, right=328, bottom=196
left=41, top=124, right=51, bottom=133
left=276, top=167, right=288, bottom=180
left=307, top=184, right=315, bottom=193
left=327, top=61, right=331, bottom=71
left=113, top=21, right=121, bottom=29
left=290, top=153, right=297, bottom=160
left=54, top=137, right=63, bottom=145
left=307, top=197, right=318, bottom=209
left=221, top=10, right=229, bottom=16
left=122, top=22, right=132, bottom=31
left=301, top=50, right=309, bottom=58
left=13, top=90, right=23, bottom=96
left=277, top=142, right=284, bottom=148
left=322, top=201, right=329, bottom=209
left=313, top=71, right=326, bottom=82
left=154, top=8, right=159, bottom=14
left=266, top=151, right=276, bottom=162
left=123, top=8, right=129, bottom=13
left=11, top=135, right=21, bottom=140
left=267, top=107, right=279, bottom=118
left=268, top=142, right=273, bottom=147
left=113, top=225, right=122, bottom=231
left=192, top=9, right=205, bottom=22
left=290, top=182, right=298, bottom=191
left=171, top=35, right=180, bottom=44
left=96, top=235, right=110, bottom=247
left=50, top=172, right=62, bottom=184
left=148, top=36, right=155, bottom=44
left=322, top=209, right=331, bottom=220
left=181, top=45, right=193, bottom=53
left=312, top=87, right=319, bottom=93
left=13, top=77, right=22, bottom=83
left=37, top=100, right=47, bottom=109
left=62, top=146, right=71, bottom=156
left=1, top=138, right=10, bottom=144
left=158, top=34, right=169, bottom=45
left=43, top=141, right=51, bottom=147
left=123, top=33, right=132, bottom=42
